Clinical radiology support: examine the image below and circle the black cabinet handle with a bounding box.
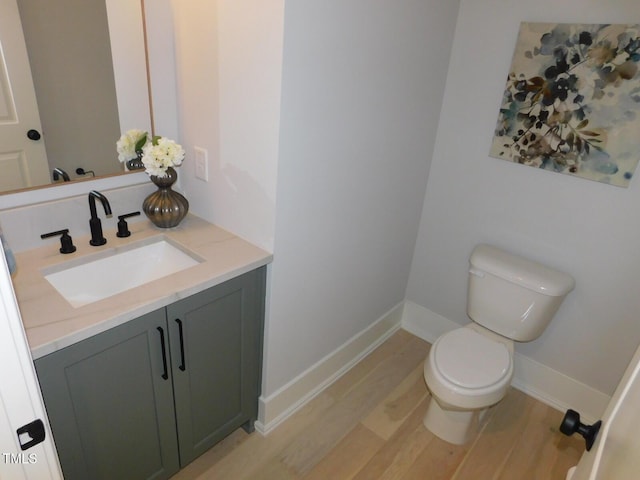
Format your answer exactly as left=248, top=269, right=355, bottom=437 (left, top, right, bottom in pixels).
left=157, top=327, right=169, bottom=380
left=176, top=319, right=186, bottom=371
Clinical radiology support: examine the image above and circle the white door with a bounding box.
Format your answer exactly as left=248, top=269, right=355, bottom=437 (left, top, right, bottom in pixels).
left=0, top=241, right=62, bottom=479
left=567, top=341, right=640, bottom=479
left=0, top=0, right=50, bottom=191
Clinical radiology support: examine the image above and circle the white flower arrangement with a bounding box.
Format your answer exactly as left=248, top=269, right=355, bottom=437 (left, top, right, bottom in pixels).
left=116, top=129, right=148, bottom=162
left=141, top=136, right=185, bottom=177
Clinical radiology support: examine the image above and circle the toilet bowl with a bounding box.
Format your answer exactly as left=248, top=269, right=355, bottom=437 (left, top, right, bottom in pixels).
left=422, top=244, right=575, bottom=445
left=423, top=325, right=513, bottom=444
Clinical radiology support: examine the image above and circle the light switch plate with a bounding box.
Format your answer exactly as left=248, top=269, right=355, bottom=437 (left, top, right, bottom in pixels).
left=194, top=146, right=208, bottom=181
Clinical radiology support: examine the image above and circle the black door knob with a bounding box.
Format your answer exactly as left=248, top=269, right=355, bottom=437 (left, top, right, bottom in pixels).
left=560, top=409, right=602, bottom=451
left=27, top=129, right=41, bottom=141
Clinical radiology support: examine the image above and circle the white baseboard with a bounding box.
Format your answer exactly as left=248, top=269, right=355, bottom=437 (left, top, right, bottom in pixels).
left=255, top=302, right=404, bottom=434
left=401, top=301, right=610, bottom=424
left=402, top=300, right=455, bottom=344
left=255, top=300, right=610, bottom=436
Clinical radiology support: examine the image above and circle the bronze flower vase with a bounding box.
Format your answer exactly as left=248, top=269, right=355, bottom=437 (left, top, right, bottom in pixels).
left=142, top=167, right=189, bottom=228
left=126, top=151, right=145, bottom=171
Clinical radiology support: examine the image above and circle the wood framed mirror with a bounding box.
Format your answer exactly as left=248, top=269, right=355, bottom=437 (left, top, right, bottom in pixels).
left=0, top=0, right=152, bottom=194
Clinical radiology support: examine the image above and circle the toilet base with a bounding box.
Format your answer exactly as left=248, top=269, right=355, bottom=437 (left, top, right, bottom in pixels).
left=423, top=396, right=484, bottom=445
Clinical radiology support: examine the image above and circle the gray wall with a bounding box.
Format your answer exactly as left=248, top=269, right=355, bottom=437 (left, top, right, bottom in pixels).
left=264, top=0, right=461, bottom=395
left=18, top=0, right=121, bottom=179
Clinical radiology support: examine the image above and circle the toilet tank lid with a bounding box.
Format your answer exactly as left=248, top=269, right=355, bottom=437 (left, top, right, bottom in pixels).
left=469, top=244, right=575, bottom=296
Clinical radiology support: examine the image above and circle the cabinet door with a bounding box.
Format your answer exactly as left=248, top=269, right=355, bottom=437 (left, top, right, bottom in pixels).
left=34, top=309, right=180, bottom=480
left=168, top=267, right=266, bottom=466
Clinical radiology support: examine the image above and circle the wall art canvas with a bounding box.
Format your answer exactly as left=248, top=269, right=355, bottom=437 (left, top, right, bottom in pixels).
left=490, top=22, right=640, bottom=187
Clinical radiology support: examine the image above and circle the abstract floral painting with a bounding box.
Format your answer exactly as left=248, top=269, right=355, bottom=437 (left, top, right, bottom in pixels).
left=490, top=23, right=640, bottom=187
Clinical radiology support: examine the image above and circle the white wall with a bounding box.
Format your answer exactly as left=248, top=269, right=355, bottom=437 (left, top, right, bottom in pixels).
left=263, top=0, right=460, bottom=396
left=107, top=0, right=152, bottom=136
left=406, top=0, right=640, bottom=397
left=171, top=0, right=283, bottom=253
left=144, top=0, right=179, bottom=141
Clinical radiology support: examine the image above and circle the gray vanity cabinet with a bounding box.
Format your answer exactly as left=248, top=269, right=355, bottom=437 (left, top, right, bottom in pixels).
left=167, top=268, right=265, bottom=466
left=34, top=308, right=180, bottom=480
left=34, top=267, right=266, bottom=480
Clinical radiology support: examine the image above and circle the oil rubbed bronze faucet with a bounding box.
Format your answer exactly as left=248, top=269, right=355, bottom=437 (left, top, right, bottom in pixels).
left=88, top=190, right=112, bottom=246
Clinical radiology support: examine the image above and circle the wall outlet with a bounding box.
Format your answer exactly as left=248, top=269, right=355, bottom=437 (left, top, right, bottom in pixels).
left=194, top=146, right=208, bottom=181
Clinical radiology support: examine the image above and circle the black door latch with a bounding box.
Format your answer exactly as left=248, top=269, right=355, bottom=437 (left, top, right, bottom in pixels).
left=17, top=419, right=46, bottom=450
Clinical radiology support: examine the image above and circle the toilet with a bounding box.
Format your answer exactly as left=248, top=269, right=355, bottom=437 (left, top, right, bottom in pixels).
left=423, top=244, right=575, bottom=445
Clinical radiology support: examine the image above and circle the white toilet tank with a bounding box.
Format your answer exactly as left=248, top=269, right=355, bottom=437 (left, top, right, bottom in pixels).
left=467, top=244, right=575, bottom=342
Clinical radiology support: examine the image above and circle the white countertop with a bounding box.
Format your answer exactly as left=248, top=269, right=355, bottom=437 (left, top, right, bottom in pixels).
left=12, top=214, right=272, bottom=359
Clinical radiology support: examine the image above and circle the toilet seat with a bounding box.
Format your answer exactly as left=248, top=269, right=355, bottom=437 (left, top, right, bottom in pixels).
left=432, top=328, right=511, bottom=390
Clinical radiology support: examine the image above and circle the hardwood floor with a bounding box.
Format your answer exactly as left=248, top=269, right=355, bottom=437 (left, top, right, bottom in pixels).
left=170, top=330, right=584, bottom=480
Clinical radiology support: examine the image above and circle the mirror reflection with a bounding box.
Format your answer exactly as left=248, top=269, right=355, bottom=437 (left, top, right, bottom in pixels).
left=0, top=0, right=151, bottom=194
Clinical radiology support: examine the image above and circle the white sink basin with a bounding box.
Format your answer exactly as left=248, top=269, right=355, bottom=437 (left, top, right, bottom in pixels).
left=43, top=237, right=202, bottom=308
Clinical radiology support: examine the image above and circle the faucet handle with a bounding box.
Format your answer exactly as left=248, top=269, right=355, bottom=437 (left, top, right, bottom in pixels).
left=116, top=211, right=141, bottom=238
left=41, top=229, right=76, bottom=254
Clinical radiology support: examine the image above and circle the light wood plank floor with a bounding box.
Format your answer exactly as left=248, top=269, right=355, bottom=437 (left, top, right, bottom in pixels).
left=171, top=330, right=584, bottom=480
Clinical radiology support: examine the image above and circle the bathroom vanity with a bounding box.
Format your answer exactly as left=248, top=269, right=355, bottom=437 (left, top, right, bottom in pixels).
left=12, top=215, right=272, bottom=480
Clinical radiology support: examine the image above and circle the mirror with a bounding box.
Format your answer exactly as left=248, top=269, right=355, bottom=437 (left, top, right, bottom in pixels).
left=0, top=0, right=151, bottom=194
